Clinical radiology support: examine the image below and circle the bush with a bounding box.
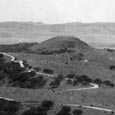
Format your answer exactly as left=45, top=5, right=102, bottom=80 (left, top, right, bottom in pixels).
left=0, top=99, right=20, bottom=115
left=41, top=100, right=54, bottom=111
left=22, top=100, right=54, bottom=115
left=66, top=79, right=72, bottom=85
left=37, top=107, right=47, bottom=115
left=56, top=106, right=71, bottom=115
left=103, top=80, right=114, bottom=87
left=49, top=74, right=64, bottom=88
left=27, top=76, right=47, bottom=88
left=66, top=73, right=75, bottom=79
left=72, top=109, right=83, bottom=115
left=62, top=106, right=71, bottom=112
left=72, top=79, right=79, bottom=86
left=43, top=68, right=54, bottom=74
left=107, top=48, right=113, bottom=52
left=77, top=75, right=92, bottom=83
left=109, top=65, right=115, bottom=70
left=93, top=78, right=102, bottom=85
left=22, top=60, right=29, bottom=68
left=0, top=54, right=4, bottom=58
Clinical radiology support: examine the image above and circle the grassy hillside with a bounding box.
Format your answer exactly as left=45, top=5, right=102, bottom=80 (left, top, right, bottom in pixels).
left=0, top=42, right=38, bottom=52
left=0, top=36, right=115, bottom=115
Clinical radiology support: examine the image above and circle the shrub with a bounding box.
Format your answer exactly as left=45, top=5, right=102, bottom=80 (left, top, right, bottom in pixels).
left=107, top=48, right=113, bottom=52
left=0, top=54, right=4, bottom=58
left=73, top=79, right=79, bottom=86
left=66, top=79, right=72, bottom=84
left=103, top=80, right=114, bottom=87
left=43, top=68, right=54, bottom=74
left=0, top=99, right=20, bottom=115
left=56, top=106, right=71, bottom=115
left=62, top=106, right=71, bottom=112
left=77, top=75, right=92, bottom=83
left=41, top=100, right=54, bottom=111
left=22, top=60, right=29, bottom=68
left=37, top=107, right=47, bottom=115
left=66, top=73, right=75, bottom=79
left=109, top=65, right=115, bottom=70
left=93, top=78, right=102, bottom=85
left=49, top=74, right=64, bottom=88
left=72, top=109, right=83, bottom=115
left=27, top=76, right=47, bottom=88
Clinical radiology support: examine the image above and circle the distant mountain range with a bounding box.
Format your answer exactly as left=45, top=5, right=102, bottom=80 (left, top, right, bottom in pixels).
left=0, top=22, right=115, bottom=48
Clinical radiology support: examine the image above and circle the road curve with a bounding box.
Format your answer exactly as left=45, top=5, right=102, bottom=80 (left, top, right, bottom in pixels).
left=0, top=52, right=15, bottom=61
left=0, top=52, right=24, bottom=67
left=1, top=52, right=115, bottom=113
left=66, top=83, right=99, bottom=91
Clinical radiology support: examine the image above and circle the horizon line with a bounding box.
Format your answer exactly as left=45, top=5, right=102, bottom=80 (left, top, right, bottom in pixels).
left=0, top=21, right=115, bottom=25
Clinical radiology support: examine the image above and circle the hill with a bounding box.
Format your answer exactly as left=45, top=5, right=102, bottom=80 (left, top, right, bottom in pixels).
left=28, top=36, right=92, bottom=54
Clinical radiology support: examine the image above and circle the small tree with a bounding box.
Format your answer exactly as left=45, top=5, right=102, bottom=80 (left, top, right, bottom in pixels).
left=43, top=68, right=54, bottom=74
left=73, top=79, right=78, bottom=86
left=109, top=65, right=115, bottom=70
left=72, top=109, right=83, bottom=115
left=56, top=106, right=71, bottom=115
left=27, top=76, right=47, bottom=88
left=62, top=106, right=71, bottom=112
left=93, top=78, right=102, bottom=85
left=66, top=73, right=75, bottom=79
left=103, top=80, right=114, bottom=87
left=0, top=54, right=4, bottom=58
left=41, top=100, right=54, bottom=111
left=0, top=99, right=20, bottom=115
left=49, top=74, right=64, bottom=88
left=77, top=75, right=92, bottom=83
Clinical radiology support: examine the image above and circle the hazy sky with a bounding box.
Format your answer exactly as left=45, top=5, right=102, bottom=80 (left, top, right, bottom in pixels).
left=0, top=0, right=115, bottom=24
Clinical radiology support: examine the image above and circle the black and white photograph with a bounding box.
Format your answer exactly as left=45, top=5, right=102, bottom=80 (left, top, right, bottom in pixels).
left=0, top=0, right=115, bottom=115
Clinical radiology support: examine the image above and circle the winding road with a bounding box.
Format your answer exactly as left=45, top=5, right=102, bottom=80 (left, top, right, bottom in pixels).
left=63, top=104, right=115, bottom=113
left=0, top=52, right=115, bottom=114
